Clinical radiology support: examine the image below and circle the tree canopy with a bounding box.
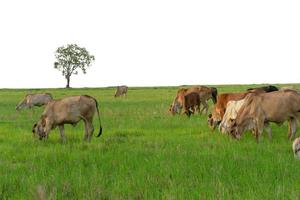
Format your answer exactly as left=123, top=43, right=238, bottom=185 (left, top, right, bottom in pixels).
left=54, top=44, right=95, bottom=88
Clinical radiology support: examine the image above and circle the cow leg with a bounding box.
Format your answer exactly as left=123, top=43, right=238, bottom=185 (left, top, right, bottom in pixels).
left=264, top=122, right=272, bottom=141
left=83, top=121, right=89, bottom=141
left=195, top=102, right=200, bottom=114
left=200, top=101, right=208, bottom=115
left=254, top=120, right=264, bottom=143
left=82, top=118, right=94, bottom=142
left=58, top=125, right=66, bottom=142
left=288, top=118, right=298, bottom=140
left=185, top=109, right=191, bottom=117
left=87, top=122, right=94, bottom=142
left=199, top=101, right=205, bottom=114
left=204, top=101, right=209, bottom=114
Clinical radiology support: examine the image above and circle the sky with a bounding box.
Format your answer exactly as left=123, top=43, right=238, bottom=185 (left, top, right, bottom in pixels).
left=0, top=0, right=299, bottom=88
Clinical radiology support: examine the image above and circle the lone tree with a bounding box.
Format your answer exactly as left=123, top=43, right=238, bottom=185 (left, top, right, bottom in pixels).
left=54, top=44, right=95, bottom=88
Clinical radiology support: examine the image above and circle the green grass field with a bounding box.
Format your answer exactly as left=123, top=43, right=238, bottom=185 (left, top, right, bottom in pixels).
left=1, top=84, right=300, bottom=200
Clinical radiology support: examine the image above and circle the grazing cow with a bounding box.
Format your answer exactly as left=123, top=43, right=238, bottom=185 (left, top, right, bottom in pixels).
left=292, top=137, right=300, bottom=159
left=219, top=99, right=273, bottom=139
left=114, top=86, right=128, bottom=97
left=219, top=99, right=246, bottom=134
left=208, top=92, right=249, bottom=129
left=16, top=93, right=53, bottom=111
left=169, top=86, right=217, bottom=115
left=169, top=88, right=188, bottom=115
left=228, top=90, right=300, bottom=142
left=182, top=92, right=201, bottom=117
left=32, top=95, right=103, bottom=141
left=247, top=85, right=278, bottom=93
left=189, top=86, right=218, bottom=114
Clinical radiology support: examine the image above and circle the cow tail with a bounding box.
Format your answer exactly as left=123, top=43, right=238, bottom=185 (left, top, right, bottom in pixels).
left=94, top=98, right=103, bottom=137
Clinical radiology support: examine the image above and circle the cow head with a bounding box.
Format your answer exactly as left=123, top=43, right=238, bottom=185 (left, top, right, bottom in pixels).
left=32, top=116, right=47, bottom=140
left=228, top=118, right=242, bottom=139
left=208, top=107, right=222, bottom=129
left=169, top=101, right=181, bottom=115
left=16, top=98, right=27, bottom=111
left=168, top=105, right=176, bottom=115
left=228, top=117, right=254, bottom=140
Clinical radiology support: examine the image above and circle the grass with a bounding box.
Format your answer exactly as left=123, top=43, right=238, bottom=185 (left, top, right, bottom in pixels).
left=0, top=84, right=300, bottom=199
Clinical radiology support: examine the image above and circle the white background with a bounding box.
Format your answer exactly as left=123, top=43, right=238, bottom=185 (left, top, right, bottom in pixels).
left=0, top=0, right=299, bottom=88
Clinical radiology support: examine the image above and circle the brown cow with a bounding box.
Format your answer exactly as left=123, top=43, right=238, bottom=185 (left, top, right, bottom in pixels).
left=228, top=90, right=300, bottom=142
left=32, top=95, right=102, bottom=142
left=169, top=86, right=217, bottom=115
left=188, top=86, right=217, bottom=114
left=182, top=92, right=201, bottom=117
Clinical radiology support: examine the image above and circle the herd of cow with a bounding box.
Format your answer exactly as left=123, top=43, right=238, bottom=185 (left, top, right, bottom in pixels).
left=168, top=85, right=300, bottom=158
left=14, top=85, right=300, bottom=157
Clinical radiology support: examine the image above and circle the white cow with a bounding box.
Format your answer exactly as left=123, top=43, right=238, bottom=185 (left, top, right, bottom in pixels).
left=219, top=99, right=246, bottom=134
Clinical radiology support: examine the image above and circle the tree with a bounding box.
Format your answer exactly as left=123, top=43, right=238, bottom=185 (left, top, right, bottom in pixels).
left=54, top=44, right=95, bottom=88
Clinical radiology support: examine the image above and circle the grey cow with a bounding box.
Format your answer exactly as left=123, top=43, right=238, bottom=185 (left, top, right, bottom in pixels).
left=16, top=93, right=53, bottom=111
left=114, top=86, right=128, bottom=97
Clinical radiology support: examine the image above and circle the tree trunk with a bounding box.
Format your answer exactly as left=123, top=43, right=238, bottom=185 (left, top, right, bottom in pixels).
left=66, top=76, right=70, bottom=88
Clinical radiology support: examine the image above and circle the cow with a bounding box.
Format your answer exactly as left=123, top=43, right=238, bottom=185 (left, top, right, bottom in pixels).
left=182, top=92, right=201, bottom=117
left=219, top=99, right=246, bottom=134
left=114, top=86, right=128, bottom=97
left=219, top=99, right=273, bottom=139
left=169, top=88, right=188, bottom=115
left=228, top=90, right=300, bottom=142
left=16, top=93, right=53, bottom=111
left=32, top=95, right=103, bottom=142
left=247, top=85, right=278, bottom=93
left=169, top=86, right=217, bottom=115
left=190, top=86, right=218, bottom=114
left=208, top=92, right=249, bottom=129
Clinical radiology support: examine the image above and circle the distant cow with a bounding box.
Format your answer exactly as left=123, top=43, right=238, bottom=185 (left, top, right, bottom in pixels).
left=169, top=86, right=217, bottom=115
left=228, top=90, right=300, bottom=142
left=114, top=86, right=128, bottom=97
left=247, top=85, right=278, bottom=93
left=16, top=93, right=53, bottom=111
left=32, top=95, right=103, bottom=142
